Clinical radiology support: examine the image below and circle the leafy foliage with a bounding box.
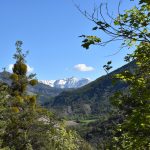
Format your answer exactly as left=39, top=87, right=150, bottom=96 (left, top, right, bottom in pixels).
left=111, top=42, right=150, bottom=149
left=80, top=35, right=101, bottom=49
left=0, top=82, right=9, bottom=149
left=79, top=0, right=150, bottom=149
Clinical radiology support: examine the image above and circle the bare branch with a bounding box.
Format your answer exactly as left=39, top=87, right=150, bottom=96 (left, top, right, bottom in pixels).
left=73, top=0, right=150, bottom=48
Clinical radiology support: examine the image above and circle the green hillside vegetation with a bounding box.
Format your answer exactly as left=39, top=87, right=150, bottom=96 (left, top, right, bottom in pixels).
left=69, top=115, right=123, bottom=149
left=47, top=61, right=136, bottom=120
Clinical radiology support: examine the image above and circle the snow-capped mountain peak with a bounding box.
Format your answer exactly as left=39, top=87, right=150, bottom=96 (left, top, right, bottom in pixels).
left=39, top=80, right=55, bottom=87
left=39, top=77, right=91, bottom=89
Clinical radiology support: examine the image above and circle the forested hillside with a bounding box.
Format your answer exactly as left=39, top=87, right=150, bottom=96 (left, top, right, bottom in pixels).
left=48, top=61, right=136, bottom=119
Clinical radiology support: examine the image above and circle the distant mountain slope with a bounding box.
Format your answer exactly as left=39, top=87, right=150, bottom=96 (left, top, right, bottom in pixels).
left=28, top=83, right=65, bottom=104
left=0, top=71, right=11, bottom=85
left=0, top=71, right=91, bottom=104
left=49, top=61, right=136, bottom=118
left=39, top=77, right=91, bottom=89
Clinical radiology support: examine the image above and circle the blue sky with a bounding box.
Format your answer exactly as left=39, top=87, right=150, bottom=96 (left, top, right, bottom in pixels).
left=0, top=0, right=137, bottom=80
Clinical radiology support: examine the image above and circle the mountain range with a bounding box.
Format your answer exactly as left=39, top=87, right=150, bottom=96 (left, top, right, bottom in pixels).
left=0, top=71, right=64, bottom=104
left=0, top=61, right=136, bottom=119
left=0, top=72, right=90, bottom=104
left=39, top=77, right=91, bottom=89
left=46, top=61, right=136, bottom=118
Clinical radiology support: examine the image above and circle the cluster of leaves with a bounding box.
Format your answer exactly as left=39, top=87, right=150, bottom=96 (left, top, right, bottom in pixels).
left=0, top=41, right=92, bottom=150
left=111, top=42, right=150, bottom=149
left=80, top=35, right=101, bottom=49
left=103, top=61, right=112, bottom=74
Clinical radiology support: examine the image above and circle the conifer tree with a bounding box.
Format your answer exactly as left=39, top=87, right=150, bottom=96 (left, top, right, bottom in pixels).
left=2, top=41, right=38, bottom=149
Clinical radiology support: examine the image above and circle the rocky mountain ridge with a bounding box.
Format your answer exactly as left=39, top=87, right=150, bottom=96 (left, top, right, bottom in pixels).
left=39, top=77, right=91, bottom=89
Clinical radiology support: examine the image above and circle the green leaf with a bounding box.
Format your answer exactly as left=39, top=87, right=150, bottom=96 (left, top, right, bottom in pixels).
left=92, top=27, right=98, bottom=30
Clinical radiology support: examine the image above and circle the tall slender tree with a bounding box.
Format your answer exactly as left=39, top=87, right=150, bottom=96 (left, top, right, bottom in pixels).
left=2, top=41, right=38, bottom=149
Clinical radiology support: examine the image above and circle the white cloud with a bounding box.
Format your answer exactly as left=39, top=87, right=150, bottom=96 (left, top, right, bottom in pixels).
left=74, top=64, right=95, bottom=72
left=8, top=64, right=14, bottom=72
left=27, top=65, right=34, bottom=73
left=8, top=64, right=34, bottom=73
